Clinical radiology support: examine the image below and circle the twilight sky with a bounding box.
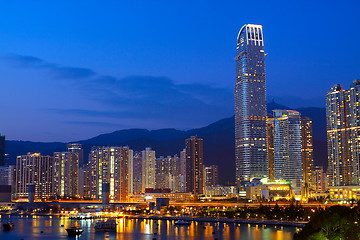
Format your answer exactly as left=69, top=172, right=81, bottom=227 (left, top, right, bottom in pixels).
left=1, top=1, right=359, bottom=142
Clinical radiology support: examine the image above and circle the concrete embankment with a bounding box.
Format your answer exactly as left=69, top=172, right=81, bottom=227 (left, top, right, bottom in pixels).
left=128, top=215, right=306, bottom=228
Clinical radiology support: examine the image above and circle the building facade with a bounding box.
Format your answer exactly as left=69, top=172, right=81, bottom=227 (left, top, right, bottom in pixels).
left=179, top=148, right=186, bottom=192
left=155, top=155, right=181, bottom=192
left=15, top=153, right=53, bottom=200
left=53, top=152, right=79, bottom=198
left=133, top=152, right=142, bottom=194
left=78, top=164, right=92, bottom=199
left=0, top=134, right=4, bottom=166
left=313, top=166, right=327, bottom=193
left=204, top=185, right=237, bottom=196
left=90, top=146, right=132, bottom=201
left=329, top=186, right=360, bottom=201
left=204, top=165, right=219, bottom=187
left=266, top=116, right=275, bottom=181
left=185, top=136, right=204, bottom=194
left=142, top=147, right=156, bottom=192
left=67, top=143, right=84, bottom=167
left=0, top=166, right=11, bottom=185
left=235, top=24, right=267, bottom=186
left=273, top=110, right=302, bottom=187
left=300, top=117, right=314, bottom=190
left=326, top=80, right=360, bottom=186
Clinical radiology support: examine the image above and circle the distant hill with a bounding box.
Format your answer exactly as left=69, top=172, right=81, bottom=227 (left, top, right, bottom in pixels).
left=4, top=101, right=327, bottom=185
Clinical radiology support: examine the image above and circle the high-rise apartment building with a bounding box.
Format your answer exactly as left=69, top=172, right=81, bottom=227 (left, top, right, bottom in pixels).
left=141, top=147, right=156, bottom=192
left=300, top=117, right=314, bottom=189
left=0, top=166, right=11, bottom=185
left=266, top=116, right=275, bottom=181
left=185, top=136, right=204, bottom=194
left=313, top=166, right=327, bottom=193
left=0, top=134, right=5, bottom=166
left=0, top=165, right=16, bottom=200
left=268, top=111, right=314, bottom=193
left=90, top=147, right=108, bottom=200
left=273, top=110, right=302, bottom=187
left=326, top=80, right=360, bottom=186
left=156, top=156, right=169, bottom=189
left=53, top=152, right=79, bottom=198
left=8, top=165, right=15, bottom=200
left=155, top=155, right=181, bottom=192
left=204, top=165, right=219, bottom=187
left=15, top=153, right=53, bottom=200
left=90, top=146, right=132, bottom=201
left=235, top=24, right=267, bottom=186
left=169, top=155, right=181, bottom=192
left=78, top=164, right=92, bottom=199
left=67, top=143, right=84, bottom=167
left=128, top=147, right=134, bottom=195
left=179, top=148, right=186, bottom=192
left=133, top=152, right=142, bottom=194
left=348, top=81, right=360, bottom=186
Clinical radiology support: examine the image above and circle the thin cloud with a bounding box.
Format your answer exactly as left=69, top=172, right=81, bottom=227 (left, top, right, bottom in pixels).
left=5, top=54, right=234, bottom=128
left=3, top=54, right=96, bottom=80
left=2, top=55, right=44, bottom=68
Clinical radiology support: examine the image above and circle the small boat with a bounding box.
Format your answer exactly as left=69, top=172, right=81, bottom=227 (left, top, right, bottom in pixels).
left=174, top=220, right=191, bottom=225
left=66, top=225, right=84, bottom=236
left=94, top=219, right=117, bottom=232
left=3, top=222, right=15, bottom=231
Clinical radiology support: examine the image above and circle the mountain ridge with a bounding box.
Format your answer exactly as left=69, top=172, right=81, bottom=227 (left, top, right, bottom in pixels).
left=4, top=102, right=327, bottom=184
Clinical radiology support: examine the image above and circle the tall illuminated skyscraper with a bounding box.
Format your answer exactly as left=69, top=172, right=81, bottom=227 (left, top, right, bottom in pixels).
left=53, top=152, right=79, bottom=198
left=90, top=146, right=132, bottom=201
left=235, top=24, right=267, bottom=186
left=349, top=80, right=360, bottom=186
left=185, top=136, right=204, bottom=194
left=267, top=111, right=313, bottom=193
left=300, top=116, right=314, bottom=189
left=132, top=152, right=142, bottom=194
left=15, top=153, right=53, bottom=200
left=141, top=147, right=156, bottom=192
left=67, top=143, right=84, bottom=167
left=266, top=116, right=275, bottom=181
left=273, top=110, right=302, bottom=187
left=179, top=149, right=186, bottom=192
left=326, top=80, right=360, bottom=186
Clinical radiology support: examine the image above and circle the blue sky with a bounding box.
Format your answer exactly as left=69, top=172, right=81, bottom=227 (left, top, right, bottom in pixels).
left=0, top=1, right=359, bottom=141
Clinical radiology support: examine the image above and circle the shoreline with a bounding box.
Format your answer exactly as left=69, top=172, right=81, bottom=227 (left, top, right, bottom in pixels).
left=128, top=215, right=306, bottom=228
left=0, top=213, right=306, bottom=228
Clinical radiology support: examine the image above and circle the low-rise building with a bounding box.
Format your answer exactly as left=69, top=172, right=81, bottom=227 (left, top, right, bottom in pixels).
left=129, top=192, right=194, bottom=202
left=329, top=186, right=360, bottom=201
left=204, top=185, right=237, bottom=196
left=246, top=182, right=291, bottom=201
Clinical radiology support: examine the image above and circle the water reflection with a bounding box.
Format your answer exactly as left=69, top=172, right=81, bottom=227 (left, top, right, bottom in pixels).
left=0, top=216, right=298, bottom=240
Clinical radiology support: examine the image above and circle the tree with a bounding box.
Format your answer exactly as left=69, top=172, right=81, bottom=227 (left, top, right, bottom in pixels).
left=294, top=206, right=360, bottom=240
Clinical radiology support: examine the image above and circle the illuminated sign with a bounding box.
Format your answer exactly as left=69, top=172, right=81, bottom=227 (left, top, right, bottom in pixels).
left=268, top=186, right=289, bottom=191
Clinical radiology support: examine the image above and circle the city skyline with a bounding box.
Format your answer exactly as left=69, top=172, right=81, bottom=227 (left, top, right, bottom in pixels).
left=1, top=3, right=360, bottom=239
left=0, top=1, right=359, bottom=142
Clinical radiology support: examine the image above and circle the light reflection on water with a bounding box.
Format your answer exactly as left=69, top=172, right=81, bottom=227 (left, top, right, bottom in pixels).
left=0, top=216, right=297, bottom=240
